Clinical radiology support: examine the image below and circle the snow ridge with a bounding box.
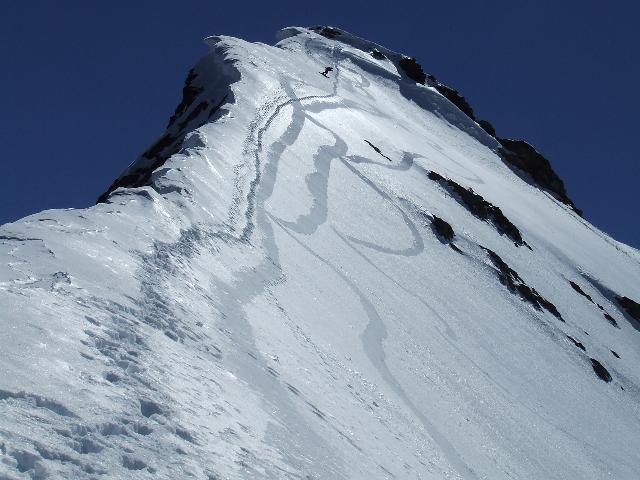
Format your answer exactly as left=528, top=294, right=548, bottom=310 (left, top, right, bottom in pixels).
left=1, top=26, right=639, bottom=479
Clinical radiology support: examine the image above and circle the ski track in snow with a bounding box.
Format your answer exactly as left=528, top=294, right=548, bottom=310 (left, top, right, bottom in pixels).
left=171, top=37, right=483, bottom=475
left=247, top=53, right=478, bottom=477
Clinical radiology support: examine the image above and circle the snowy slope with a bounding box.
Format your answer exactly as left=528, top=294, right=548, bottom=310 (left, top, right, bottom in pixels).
left=1, top=26, right=640, bottom=479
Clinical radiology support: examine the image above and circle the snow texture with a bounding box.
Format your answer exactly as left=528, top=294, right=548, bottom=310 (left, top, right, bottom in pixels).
left=1, top=26, right=639, bottom=479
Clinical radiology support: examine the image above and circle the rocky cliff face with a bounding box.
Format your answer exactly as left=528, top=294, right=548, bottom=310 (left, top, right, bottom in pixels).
left=1, top=26, right=639, bottom=480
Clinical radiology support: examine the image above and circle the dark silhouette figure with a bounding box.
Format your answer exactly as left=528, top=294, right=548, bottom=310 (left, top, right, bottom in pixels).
left=320, top=67, right=333, bottom=77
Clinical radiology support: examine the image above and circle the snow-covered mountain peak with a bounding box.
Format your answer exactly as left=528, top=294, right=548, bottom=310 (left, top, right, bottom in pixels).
left=1, top=26, right=639, bottom=479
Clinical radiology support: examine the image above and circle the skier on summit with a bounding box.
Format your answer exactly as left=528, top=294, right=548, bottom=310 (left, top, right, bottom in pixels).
left=320, top=66, right=333, bottom=77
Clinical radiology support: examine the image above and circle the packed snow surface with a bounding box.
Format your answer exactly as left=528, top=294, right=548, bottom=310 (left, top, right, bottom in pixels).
left=1, top=26, right=639, bottom=479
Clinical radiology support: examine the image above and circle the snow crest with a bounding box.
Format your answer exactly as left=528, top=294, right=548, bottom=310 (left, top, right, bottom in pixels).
left=1, top=27, right=639, bottom=479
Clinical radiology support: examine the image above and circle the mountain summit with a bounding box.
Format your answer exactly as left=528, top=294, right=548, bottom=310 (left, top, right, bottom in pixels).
left=1, top=26, right=639, bottom=479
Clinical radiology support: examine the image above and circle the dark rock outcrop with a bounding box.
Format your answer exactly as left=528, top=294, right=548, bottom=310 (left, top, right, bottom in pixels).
left=97, top=132, right=180, bottom=204
left=178, top=100, right=210, bottom=131
left=311, top=26, right=342, bottom=39
left=567, top=335, right=586, bottom=351
left=569, top=281, right=594, bottom=303
left=590, top=358, right=612, bottom=382
left=428, top=171, right=529, bottom=247
left=485, top=248, right=563, bottom=320
left=477, top=119, right=496, bottom=137
left=96, top=66, right=229, bottom=204
left=603, top=312, right=619, bottom=328
left=498, top=139, right=581, bottom=215
left=616, top=296, right=640, bottom=321
left=578, top=276, right=635, bottom=330
left=371, top=48, right=386, bottom=60
left=394, top=49, right=580, bottom=215
left=569, top=281, right=619, bottom=327
left=167, top=69, right=203, bottom=129
left=397, top=57, right=479, bottom=123
left=398, top=57, right=427, bottom=84
left=432, top=83, right=475, bottom=120
left=431, top=215, right=455, bottom=242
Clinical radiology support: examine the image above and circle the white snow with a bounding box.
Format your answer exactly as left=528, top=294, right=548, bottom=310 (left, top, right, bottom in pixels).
left=1, top=26, right=639, bottom=479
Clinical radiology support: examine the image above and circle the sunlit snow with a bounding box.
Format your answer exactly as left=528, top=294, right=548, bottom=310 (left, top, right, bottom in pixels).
left=1, top=26, right=639, bottom=479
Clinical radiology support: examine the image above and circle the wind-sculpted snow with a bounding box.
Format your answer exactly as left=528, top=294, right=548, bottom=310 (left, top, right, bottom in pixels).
left=1, top=26, right=640, bottom=480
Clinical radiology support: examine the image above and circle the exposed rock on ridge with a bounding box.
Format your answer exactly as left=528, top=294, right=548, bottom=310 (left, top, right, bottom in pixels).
left=389, top=42, right=582, bottom=215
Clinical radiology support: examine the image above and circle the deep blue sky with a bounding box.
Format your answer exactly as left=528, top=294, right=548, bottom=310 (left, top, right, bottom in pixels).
left=1, top=1, right=638, bottom=248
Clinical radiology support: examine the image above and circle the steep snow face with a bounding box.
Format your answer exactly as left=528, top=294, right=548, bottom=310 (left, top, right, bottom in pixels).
left=1, top=26, right=640, bottom=479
